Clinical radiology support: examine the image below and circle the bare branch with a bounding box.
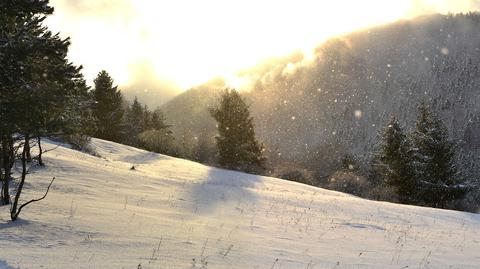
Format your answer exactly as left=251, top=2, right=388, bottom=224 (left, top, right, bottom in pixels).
left=13, top=177, right=55, bottom=219
left=40, top=144, right=60, bottom=154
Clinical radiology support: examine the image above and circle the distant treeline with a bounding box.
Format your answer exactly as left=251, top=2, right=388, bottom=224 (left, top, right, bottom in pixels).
left=158, top=13, right=480, bottom=212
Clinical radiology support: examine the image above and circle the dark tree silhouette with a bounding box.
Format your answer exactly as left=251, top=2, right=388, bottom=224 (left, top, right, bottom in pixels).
left=210, top=89, right=266, bottom=173
left=92, top=70, right=125, bottom=142
left=373, top=116, right=416, bottom=203
left=412, top=101, right=465, bottom=208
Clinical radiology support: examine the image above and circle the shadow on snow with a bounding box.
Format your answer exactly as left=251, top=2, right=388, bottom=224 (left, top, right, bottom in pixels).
left=185, top=167, right=262, bottom=215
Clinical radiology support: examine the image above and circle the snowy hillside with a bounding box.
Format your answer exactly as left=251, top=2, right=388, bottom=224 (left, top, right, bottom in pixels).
left=0, top=139, right=479, bottom=269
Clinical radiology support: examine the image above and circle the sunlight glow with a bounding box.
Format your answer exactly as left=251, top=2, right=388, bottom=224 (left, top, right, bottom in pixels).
left=47, top=0, right=479, bottom=90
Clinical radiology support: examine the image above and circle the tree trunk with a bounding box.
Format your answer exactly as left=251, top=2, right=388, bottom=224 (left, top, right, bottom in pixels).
left=37, top=136, right=44, bottom=166
left=0, top=137, right=13, bottom=205
left=1, top=166, right=10, bottom=205
left=10, top=136, right=28, bottom=221
left=25, top=135, right=32, bottom=162
left=0, top=138, right=5, bottom=205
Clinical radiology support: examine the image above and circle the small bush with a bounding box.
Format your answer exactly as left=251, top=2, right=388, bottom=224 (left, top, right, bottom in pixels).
left=326, top=171, right=371, bottom=197
left=273, top=163, right=316, bottom=185
left=61, top=135, right=98, bottom=156
left=279, top=169, right=315, bottom=185
left=367, top=183, right=399, bottom=202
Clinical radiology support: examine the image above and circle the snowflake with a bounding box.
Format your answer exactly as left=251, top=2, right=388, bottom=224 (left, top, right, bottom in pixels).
left=354, top=110, right=362, bottom=119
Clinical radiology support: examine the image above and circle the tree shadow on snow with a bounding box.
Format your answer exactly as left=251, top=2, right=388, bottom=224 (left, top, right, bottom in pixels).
left=185, top=167, right=262, bottom=215
left=0, top=217, right=31, bottom=230
left=118, top=151, right=170, bottom=164
left=0, top=259, right=18, bottom=269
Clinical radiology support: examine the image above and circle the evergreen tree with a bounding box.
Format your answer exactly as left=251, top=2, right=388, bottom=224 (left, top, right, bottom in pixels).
left=124, top=97, right=145, bottom=146
left=143, top=105, right=152, bottom=130
left=1, top=0, right=58, bottom=206
left=0, top=0, right=92, bottom=219
left=412, top=101, right=465, bottom=208
left=150, top=109, right=169, bottom=130
left=210, top=89, right=266, bottom=173
left=92, top=71, right=124, bottom=142
left=373, top=117, right=416, bottom=203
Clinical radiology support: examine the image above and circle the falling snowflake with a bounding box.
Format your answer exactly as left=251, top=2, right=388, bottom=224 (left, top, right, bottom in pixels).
left=354, top=110, right=362, bottom=119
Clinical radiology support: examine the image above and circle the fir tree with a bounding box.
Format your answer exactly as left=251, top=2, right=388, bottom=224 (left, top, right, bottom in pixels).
left=373, top=117, right=416, bottom=203
left=210, top=89, right=266, bottom=173
left=143, top=105, right=152, bottom=131
left=92, top=71, right=125, bottom=142
left=150, top=109, right=169, bottom=130
left=124, top=97, right=145, bottom=146
left=0, top=0, right=92, bottom=219
left=412, top=101, right=465, bottom=208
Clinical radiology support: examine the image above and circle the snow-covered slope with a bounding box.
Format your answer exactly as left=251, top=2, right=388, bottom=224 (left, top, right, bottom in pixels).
left=0, top=139, right=479, bottom=269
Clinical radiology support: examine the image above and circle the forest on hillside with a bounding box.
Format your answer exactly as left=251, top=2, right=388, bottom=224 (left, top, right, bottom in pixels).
left=159, top=13, right=480, bottom=210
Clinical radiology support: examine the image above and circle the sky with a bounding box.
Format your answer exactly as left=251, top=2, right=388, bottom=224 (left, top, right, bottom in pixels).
left=46, top=0, right=480, bottom=101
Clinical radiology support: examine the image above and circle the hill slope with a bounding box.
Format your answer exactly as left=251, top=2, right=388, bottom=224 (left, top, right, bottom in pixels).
left=0, top=139, right=479, bottom=269
left=162, top=13, right=480, bottom=177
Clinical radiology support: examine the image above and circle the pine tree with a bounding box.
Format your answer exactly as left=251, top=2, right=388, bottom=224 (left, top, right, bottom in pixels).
left=150, top=109, right=169, bottom=130
left=412, top=101, right=465, bottom=208
left=92, top=70, right=125, bottom=142
left=210, top=89, right=266, bottom=173
left=0, top=0, right=93, bottom=219
left=373, top=117, right=416, bottom=203
left=143, top=105, right=152, bottom=131
left=1, top=0, right=57, bottom=206
left=124, top=97, right=146, bottom=146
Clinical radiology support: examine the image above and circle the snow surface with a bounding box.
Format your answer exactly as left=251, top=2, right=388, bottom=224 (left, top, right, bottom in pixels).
left=0, top=138, right=479, bottom=269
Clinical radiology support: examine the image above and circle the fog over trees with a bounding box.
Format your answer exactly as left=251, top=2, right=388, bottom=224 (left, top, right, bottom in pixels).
left=160, top=13, right=480, bottom=210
